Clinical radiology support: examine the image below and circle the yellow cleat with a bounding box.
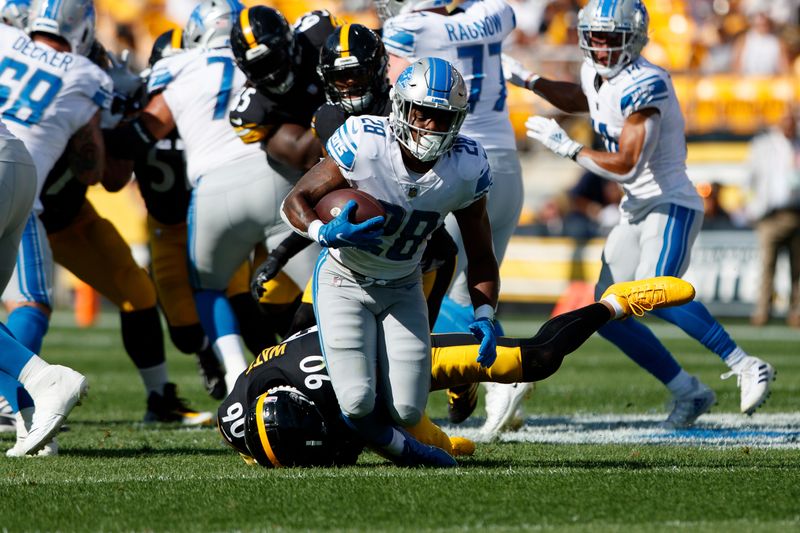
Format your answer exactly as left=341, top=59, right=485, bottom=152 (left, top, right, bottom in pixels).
left=602, top=276, right=695, bottom=317
left=449, top=436, right=476, bottom=456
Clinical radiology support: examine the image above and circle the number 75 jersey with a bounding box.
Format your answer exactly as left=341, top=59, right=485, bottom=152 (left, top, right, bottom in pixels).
left=325, top=115, right=492, bottom=280
left=148, top=47, right=263, bottom=187
left=382, top=0, right=517, bottom=151
left=0, top=25, right=112, bottom=212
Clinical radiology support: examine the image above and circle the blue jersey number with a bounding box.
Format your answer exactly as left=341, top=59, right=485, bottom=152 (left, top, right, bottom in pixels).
left=207, top=56, right=235, bottom=120
left=456, top=42, right=506, bottom=114
left=375, top=202, right=439, bottom=261
left=592, top=119, right=619, bottom=153
left=0, top=57, right=62, bottom=126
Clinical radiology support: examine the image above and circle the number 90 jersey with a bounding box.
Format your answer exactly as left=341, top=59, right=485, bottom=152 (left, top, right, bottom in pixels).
left=147, top=47, right=263, bottom=187
left=382, top=0, right=516, bottom=151
left=0, top=25, right=112, bottom=213
left=325, top=115, right=492, bottom=280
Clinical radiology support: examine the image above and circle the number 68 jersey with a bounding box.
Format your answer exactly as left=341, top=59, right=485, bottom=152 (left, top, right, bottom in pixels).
left=0, top=25, right=112, bottom=213
left=325, top=115, right=492, bottom=280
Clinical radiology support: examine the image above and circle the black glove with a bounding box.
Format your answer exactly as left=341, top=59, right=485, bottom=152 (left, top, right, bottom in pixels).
left=250, top=254, right=286, bottom=301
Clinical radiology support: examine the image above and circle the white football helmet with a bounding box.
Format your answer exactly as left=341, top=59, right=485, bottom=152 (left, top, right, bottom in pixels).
left=374, top=0, right=455, bottom=22
left=390, top=57, right=468, bottom=162
left=0, top=0, right=29, bottom=29
left=577, top=0, right=649, bottom=78
left=183, top=0, right=243, bottom=50
left=27, top=0, right=94, bottom=56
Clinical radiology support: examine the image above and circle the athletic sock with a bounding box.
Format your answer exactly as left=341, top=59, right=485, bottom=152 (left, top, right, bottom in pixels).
left=138, top=362, right=168, bottom=397
left=16, top=354, right=48, bottom=387
left=598, top=318, right=682, bottom=385
left=653, top=301, right=737, bottom=360
left=724, top=347, right=750, bottom=371
left=213, top=334, right=248, bottom=391
left=7, top=306, right=49, bottom=353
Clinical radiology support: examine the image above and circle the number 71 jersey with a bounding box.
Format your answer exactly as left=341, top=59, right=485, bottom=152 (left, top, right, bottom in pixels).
left=0, top=25, right=112, bottom=212
left=148, top=47, right=263, bottom=187
left=325, top=115, right=492, bottom=280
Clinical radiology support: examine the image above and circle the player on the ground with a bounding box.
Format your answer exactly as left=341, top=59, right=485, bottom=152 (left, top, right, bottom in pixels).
left=107, top=0, right=319, bottom=393
left=250, top=23, right=458, bottom=334
left=511, top=0, right=775, bottom=426
left=378, top=0, right=530, bottom=436
left=282, top=57, right=499, bottom=468
left=219, top=276, right=697, bottom=467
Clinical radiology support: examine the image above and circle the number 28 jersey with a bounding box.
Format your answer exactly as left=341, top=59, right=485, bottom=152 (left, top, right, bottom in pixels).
left=382, top=0, right=516, bottom=151
left=148, top=47, right=263, bottom=186
left=325, top=115, right=492, bottom=280
left=0, top=25, right=112, bottom=213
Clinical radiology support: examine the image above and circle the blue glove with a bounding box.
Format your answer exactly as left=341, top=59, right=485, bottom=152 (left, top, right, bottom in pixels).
left=317, top=200, right=385, bottom=249
left=469, top=317, right=497, bottom=368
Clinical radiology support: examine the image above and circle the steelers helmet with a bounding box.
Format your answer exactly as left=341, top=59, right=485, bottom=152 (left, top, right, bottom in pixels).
left=182, top=0, right=242, bottom=50
left=27, top=0, right=95, bottom=56
left=243, top=386, right=335, bottom=468
left=317, top=23, right=388, bottom=114
left=390, top=57, right=468, bottom=162
left=231, top=6, right=296, bottom=94
left=577, top=0, right=649, bottom=78
left=148, top=28, right=183, bottom=67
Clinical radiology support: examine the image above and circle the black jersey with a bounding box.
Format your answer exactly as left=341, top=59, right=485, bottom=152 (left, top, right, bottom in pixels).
left=39, top=153, right=88, bottom=234
left=217, top=326, right=363, bottom=463
left=228, top=10, right=337, bottom=143
left=134, top=129, right=191, bottom=225
left=311, top=91, right=391, bottom=145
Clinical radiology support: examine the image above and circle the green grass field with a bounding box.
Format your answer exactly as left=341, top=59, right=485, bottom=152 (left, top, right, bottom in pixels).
left=3, top=311, right=799, bottom=532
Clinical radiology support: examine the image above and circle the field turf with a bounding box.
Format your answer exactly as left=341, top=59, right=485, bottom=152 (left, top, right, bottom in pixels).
left=2, top=311, right=799, bottom=532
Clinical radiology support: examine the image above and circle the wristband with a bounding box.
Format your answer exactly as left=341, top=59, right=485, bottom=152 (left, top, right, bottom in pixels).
left=474, top=304, right=495, bottom=322
left=307, top=219, right=324, bottom=242
left=527, top=75, right=541, bottom=92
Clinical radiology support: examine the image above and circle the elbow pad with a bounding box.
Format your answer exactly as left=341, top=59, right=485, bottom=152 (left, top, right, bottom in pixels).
left=104, top=118, right=158, bottom=160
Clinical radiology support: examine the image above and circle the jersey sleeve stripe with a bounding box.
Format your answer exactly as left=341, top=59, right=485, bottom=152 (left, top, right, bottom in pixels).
left=383, top=28, right=416, bottom=56
left=92, top=89, right=111, bottom=109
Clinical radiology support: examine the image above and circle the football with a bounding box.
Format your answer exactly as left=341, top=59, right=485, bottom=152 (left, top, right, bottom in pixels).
left=314, top=188, right=386, bottom=223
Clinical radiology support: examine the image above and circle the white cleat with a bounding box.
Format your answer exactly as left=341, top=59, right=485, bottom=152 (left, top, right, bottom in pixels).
left=6, top=409, right=59, bottom=457
left=18, top=365, right=88, bottom=456
left=661, top=377, right=716, bottom=429
left=480, top=382, right=533, bottom=439
left=721, top=356, right=776, bottom=415
left=0, top=395, right=15, bottom=433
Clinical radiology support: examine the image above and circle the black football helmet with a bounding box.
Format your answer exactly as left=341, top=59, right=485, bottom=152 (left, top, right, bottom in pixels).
left=317, top=23, right=388, bottom=114
left=230, top=6, right=296, bottom=94
left=148, top=28, right=183, bottom=67
left=243, top=386, right=335, bottom=468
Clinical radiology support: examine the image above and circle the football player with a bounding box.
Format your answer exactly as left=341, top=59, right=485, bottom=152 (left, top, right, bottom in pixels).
left=136, top=29, right=275, bottom=400
left=219, top=276, right=697, bottom=466
left=378, top=0, right=530, bottom=436
left=106, top=0, right=319, bottom=394
left=0, top=0, right=100, bottom=456
left=513, top=0, right=776, bottom=426
left=282, top=58, right=499, bottom=467
left=250, top=23, right=458, bottom=335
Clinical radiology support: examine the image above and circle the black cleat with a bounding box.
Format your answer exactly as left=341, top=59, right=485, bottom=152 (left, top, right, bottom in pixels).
left=196, top=347, right=227, bottom=400
left=144, top=383, right=214, bottom=426
left=447, top=383, right=479, bottom=424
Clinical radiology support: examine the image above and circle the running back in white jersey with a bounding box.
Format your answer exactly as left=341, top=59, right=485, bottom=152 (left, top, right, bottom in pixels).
left=0, top=24, right=111, bottom=212
left=148, top=46, right=263, bottom=186
left=580, top=56, right=703, bottom=220
left=325, top=115, right=492, bottom=280
left=382, top=0, right=516, bottom=151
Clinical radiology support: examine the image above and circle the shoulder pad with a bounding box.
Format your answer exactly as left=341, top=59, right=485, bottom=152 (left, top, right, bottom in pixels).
left=146, top=49, right=198, bottom=95
left=293, top=10, right=339, bottom=51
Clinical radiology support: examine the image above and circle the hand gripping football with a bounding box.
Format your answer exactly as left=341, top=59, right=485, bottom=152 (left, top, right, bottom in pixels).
left=314, top=188, right=386, bottom=223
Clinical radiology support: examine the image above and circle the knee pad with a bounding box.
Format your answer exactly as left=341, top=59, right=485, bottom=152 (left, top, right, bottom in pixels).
left=338, top=386, right=375, bottom=419
left=389, top=403, right=423, bottom=427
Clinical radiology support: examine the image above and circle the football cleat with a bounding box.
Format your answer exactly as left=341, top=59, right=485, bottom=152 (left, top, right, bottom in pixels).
left=143, top=383, right=214, bottom=426
left=396, top=433, right=457, bottom=468
left=602, top=276, right=695, bottom=317
left=18, top=365, right=87, bottom=455
left=0, top=395, right=15, bottom=433
left=6, top=409, right=59, bottom=457
left=196, top=348, right=227, bottom=400
left=447, top=383, right=479, bottom=424
left=480, top=382, right=533, bottom=439
left=449, top=436, right=476, bottom=457
left=721, top=356, right=776, bottom=415
left=661, top=377, right=716, bottom=429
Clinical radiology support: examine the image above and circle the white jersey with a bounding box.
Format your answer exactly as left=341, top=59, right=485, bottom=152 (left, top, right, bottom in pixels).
left=382, top=0, right=517, bottom=151
left=326, top=115, right=492, bottom=279
left=580, top=57, right=703, bottom=221
left=148, top=47, right=263, bottom=186
left=0, top=25, right=112, bottom=213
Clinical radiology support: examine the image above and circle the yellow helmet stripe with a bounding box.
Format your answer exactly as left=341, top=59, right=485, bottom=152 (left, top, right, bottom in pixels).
left=170, top=28, right=182, bottom=50
left=255, top=393, right=282, bottom=467
left=240, top=8, right=257, bottom=49
left=339, top=23, right=352, bottom=58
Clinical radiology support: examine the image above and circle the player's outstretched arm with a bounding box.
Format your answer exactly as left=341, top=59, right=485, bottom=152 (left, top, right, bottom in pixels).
left=265, top=124, right=323, bottom=171
left=502, top=54, right=589, bottom=113
left=105, top=93, right=174, bottom=162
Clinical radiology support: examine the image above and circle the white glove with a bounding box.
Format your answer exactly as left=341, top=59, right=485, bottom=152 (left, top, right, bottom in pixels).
left=501, top=53, right=539, bottom=90
left=525, top=116, right=583, bottom=159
